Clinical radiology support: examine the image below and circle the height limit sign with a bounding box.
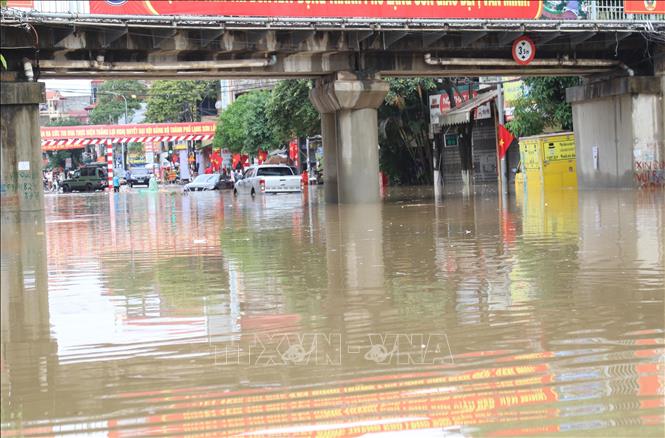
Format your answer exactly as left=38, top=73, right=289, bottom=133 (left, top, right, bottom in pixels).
left=512, top=36, right=536, bottom=65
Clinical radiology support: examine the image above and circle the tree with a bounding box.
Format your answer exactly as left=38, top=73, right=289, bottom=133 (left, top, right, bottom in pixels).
left=145, top=80, right=216, bottom=123
left=47, top=117, right=86, bottom=127
left=379, top=78, right=438, bottom=185
left=506, top=77, right=581, bottom=137
left=214, top=90, right=279, bottom=154
left=266, top=80, right=320, bottom=142
left=88, top=80, right=146, bottom=125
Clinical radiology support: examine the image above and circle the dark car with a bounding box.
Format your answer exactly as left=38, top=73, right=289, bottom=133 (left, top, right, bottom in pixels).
left=61, top=165, right=107, bottom=192
left=126, top=167, right=151, bottom=187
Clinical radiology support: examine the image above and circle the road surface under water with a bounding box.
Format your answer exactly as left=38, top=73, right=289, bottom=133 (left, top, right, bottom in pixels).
left=1, top=187, right=663, bottom=437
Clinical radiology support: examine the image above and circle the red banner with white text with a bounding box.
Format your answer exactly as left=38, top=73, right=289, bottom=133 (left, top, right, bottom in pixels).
left=89, top=1, right=544, bottom=20
left=624, top=0, right=665, bottom=14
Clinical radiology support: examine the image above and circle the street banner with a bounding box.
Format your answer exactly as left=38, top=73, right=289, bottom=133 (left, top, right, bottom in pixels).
left=624, top=0, right=665, bottom=14
left=41, top=122, right=216, bottom=140
left=90, top=0, right=544, bottom=19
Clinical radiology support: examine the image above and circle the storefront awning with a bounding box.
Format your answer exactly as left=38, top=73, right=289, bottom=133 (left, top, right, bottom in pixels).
left=439, top=90, right=498, bottom=126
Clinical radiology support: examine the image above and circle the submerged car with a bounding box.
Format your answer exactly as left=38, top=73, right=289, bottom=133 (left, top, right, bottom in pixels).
left=126, top=167, right=151, bottom=187
left=61, top=165, right=107, bottom=192
left=233, top=164, right=301, bottom=196
left=183, top=174, right=224, bottom=191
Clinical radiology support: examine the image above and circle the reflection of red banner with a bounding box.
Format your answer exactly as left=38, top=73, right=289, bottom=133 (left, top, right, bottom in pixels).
left=624, top=0, right=665, bottom=14
left=90, top=1, right=544, bottom=19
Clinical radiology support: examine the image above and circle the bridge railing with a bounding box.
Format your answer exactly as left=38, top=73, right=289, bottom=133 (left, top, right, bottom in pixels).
left=589, top=0, right=664, bottom=21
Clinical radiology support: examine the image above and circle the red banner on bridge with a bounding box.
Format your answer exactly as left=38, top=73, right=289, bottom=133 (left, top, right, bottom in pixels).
left=624, top=0, right=665, bottom=14
left=90, top=1, right=544, bottom=20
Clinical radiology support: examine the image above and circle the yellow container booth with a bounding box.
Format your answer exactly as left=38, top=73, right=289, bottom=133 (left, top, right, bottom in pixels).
left=515, top=132, right=577, bottom=193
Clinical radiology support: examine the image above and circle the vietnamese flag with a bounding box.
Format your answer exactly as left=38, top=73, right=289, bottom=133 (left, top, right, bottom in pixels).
left=498, top=124, right=515, bottom=159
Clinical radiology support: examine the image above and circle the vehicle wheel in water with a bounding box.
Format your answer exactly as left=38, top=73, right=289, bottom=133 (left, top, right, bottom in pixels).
left=62, top=184, right=70, bottom=193
left=250, top=188, right=256, bottom=197
left=233, top=189, right=238, bottom=197
left=86, top=183, right=93, bottom=192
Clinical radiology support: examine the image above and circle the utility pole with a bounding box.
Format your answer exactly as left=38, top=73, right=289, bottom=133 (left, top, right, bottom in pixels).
left=99, top=91, right=129, bottom=171
left=496, top=82, right=508, bottom=196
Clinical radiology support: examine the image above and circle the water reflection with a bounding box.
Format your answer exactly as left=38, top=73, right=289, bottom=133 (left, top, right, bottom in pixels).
left=1, top=188, right=663, bottom=436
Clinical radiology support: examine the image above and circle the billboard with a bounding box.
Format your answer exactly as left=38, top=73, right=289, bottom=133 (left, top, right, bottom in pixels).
left=90, top=0, right=544, bottom=19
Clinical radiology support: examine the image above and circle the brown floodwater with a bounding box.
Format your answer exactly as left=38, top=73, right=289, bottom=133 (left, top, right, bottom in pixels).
left=1, top=187, right=663, bottom=437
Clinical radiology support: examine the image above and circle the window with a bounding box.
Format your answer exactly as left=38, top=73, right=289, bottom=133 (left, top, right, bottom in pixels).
left=80, top=168, right=92, bottom=177
left=244, top=168, right=256, bottom=178
left=257, top=167, right=294, bottom=177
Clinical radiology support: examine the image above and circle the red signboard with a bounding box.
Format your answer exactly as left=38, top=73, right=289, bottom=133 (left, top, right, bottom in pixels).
left=5, top=0, right=34, bottom=7
left=90, top=1, right=544, bottom=19
left=624, top=0, right=665, bottom=14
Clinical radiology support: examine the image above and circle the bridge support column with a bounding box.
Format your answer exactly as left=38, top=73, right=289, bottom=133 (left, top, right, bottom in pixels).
left=0, top=82, right=45, bottom=212
left=566, top=76, right=664, bottom=189
left=310, top=77, right=389, bottom=203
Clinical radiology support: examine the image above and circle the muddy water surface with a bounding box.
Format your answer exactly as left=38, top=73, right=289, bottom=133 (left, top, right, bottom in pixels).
left=1, top=188, right=663, bottom=436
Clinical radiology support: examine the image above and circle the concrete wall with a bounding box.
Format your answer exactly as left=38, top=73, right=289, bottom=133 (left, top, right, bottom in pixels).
left=568, top=76, right=664, bottom=189
left=631, top=94, right=664, bottom=188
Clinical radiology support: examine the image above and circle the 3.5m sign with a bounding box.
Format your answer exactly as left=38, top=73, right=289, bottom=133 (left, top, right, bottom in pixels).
left=90, top=1, right=544, bottom=20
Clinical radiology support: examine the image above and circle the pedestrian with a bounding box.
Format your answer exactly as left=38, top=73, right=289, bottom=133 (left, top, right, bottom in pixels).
left=113, top=174, right=120, bottom=192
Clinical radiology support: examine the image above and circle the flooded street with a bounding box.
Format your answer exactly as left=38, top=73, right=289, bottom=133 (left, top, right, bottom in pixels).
left=1, top=188, right=663, bottom=437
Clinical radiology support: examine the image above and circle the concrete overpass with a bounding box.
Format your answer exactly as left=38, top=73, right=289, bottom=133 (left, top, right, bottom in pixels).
left=1, top=8, right=663, bottom=79
left=1, top=3, right=664, bottom=210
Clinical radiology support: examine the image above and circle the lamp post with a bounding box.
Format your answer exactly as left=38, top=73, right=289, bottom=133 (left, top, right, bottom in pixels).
left=98, top=91, right=132, bottom=171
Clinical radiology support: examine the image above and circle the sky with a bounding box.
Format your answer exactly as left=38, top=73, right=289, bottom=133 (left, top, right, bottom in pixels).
left=42, top=79, right=91, bottom=96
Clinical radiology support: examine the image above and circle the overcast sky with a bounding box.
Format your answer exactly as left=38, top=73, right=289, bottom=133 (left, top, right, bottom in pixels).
left=41, top=79, right=91, bottom=96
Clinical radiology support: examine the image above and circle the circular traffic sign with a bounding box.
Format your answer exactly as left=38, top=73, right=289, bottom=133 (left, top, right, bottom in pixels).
left=512, top=36, right=536, bottom=66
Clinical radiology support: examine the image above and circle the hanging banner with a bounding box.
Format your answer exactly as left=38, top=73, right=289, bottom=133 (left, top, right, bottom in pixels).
left=624, top=0, right=665, bottom=14
left=41, top=122, right=216, bottom=140
left=89, top=1, right=544, bottom=19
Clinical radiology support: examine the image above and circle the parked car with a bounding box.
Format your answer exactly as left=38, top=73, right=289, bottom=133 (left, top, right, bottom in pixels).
left=233, top=164, right=301, bottom=196
left=184, top=174, right=224, bottom=191
left=61, top=165, right=107, bottom=192
left=126, top=167, right=151, bottom=187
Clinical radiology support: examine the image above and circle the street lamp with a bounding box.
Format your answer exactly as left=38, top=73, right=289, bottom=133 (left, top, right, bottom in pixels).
left=97, top=91, right=131, bottom=171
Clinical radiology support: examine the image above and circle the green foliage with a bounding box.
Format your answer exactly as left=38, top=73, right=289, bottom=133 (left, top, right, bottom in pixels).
left=214, top=90, right=279, bottom=154
left=379, top=78, right=438, bottom=185
left=0, top=54, right=6, bottom=70
left=128, top=142, right=144, bottom=154
left=266, top=80, right=320, bottom=140
left=506, top=77, right=581, bottom=137
left=88, top=80, right=146, bottom=125
left=46, top=116, right=86, bottom=127
left=47, top=149, right=83, bottom=169
left=145, top=80, right=216, bottom=123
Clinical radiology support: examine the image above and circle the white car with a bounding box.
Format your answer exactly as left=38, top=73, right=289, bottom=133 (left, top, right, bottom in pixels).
left=184, top=174, right=222, bottom=191
left=233, top=165, right=301, bottom=196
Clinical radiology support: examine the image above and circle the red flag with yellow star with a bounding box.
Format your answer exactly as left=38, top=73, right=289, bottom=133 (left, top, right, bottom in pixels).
left=498, top=124, right=515, bottom=159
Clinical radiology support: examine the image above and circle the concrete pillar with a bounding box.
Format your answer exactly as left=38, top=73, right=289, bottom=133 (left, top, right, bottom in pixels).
left=0, top=82, right=45, bottom=212
left=320, top=112, right=339, bottom=203
left=310, top=77, right=389, bottom=203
